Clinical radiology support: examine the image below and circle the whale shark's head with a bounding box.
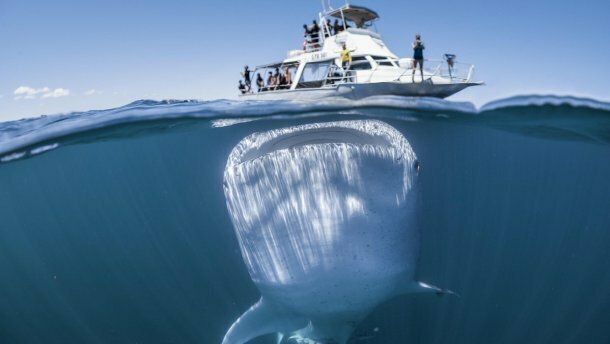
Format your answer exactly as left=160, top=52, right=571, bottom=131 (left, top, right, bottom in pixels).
left=223, top=120, right=420, bottom=343
left=224, top=119, right=419, bottom=294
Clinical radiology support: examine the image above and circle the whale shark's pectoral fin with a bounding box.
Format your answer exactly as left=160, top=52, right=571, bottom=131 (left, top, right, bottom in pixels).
left=414, top=281, right=460, bottom=297
left=222, top=297, right=308, bottom=344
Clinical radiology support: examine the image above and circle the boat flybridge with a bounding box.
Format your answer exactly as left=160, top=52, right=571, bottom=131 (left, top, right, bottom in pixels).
left=240, top=3, right=482, bottom=100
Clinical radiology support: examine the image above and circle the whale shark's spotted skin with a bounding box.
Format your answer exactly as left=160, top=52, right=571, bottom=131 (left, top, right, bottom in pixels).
left=222, top=120, right=446, bottom=344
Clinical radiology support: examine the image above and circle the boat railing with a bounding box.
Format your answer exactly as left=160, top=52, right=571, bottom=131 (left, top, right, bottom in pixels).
left=302, top=37, right=324, bottom=53
left=395, top=58, right=475, bottom=83
left=434, top=60, right=475, bottom=82
left=257, top=85, right=293, bottom=93
left=323, top=71, right=357, bottom=86
left=367, top=66, right=432, bottom=83
left=322, top=59, right=475, bottom=86
left=323, top=65, right=358, bottom=86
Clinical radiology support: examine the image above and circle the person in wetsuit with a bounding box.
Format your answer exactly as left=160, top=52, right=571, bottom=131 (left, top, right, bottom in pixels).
left=256, top=73, right=264, bottom=92
left=333, top=19, right=342, bottom=35
left=238, top=80, right=247, bottom=94
left=241, top=65, right=252, bottom=90
left=278, top=68, right=287, bottom=89
left=310, top=20, right=320, bottom=48
left=411, top=34, right=425, bottom=83
left=303, top=24, right=311, bottom=50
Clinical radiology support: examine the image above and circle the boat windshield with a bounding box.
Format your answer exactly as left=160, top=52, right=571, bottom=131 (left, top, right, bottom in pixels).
left=351, top=56, right=372, bottom=70
left=297, top=60, right=333, bottom=89
left=371, top=56, right=395, bottom=67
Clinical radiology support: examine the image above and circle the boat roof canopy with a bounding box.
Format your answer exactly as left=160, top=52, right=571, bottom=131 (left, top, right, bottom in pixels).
left=326, top=4, right=379, bottom=28
left=253, top=60, right=303, bottom=70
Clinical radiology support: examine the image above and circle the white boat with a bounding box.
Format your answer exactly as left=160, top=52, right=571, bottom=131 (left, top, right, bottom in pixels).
left=240, top=3, right=483, bottom=101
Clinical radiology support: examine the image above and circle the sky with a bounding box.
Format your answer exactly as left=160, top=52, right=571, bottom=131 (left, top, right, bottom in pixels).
left=0, top=0, right=609, bottom=121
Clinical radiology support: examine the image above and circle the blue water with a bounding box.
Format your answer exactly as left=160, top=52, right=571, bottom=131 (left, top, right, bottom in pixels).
left=1, top=95, right=609, bottom=343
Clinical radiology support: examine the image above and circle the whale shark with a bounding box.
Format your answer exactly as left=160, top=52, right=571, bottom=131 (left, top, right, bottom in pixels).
left=222, top=120, right=451, bottom=344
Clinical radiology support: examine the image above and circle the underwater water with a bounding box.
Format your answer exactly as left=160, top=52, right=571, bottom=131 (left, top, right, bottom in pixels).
left=1, top=95, right=609, bottom=343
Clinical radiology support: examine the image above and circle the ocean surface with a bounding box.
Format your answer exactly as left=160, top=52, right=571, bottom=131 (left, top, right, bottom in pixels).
left=1, top=95, right=609, bottom=343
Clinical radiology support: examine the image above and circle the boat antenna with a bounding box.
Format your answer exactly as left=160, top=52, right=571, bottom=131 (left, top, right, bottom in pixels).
left=321, top=0, right=333, bottom=12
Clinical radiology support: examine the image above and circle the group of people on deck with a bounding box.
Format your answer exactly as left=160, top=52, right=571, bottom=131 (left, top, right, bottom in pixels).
left=303, top=19, right=349, bottom=50
left=239, top=65, right=296, bottom=94
left=239, top=32, right=429, bottom=94
left=265, top=66, right=294, bottom=90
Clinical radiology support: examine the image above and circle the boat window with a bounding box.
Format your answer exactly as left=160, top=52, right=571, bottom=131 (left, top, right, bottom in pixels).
left=350, top=56, right=372, bottom=70
left=372, top=56, right=394, bottom=67
left=297, top=61, right=332, bottom=89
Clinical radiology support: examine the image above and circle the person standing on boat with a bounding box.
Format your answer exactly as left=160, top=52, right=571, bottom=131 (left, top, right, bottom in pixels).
left=333, top=19, right=342, bottom=35
left=340, top=44, right=355, bottom=82
left=267, top=71, right=275, bottom=89
left=273, top=67, right=281, bottom=89
left=241, top=65, right=252, bottom=90
left=310, top=20, right=321, bottom=48
left=412, top=34, right=425, bottom=83
left=340, top=44, right=352, bottom=69
left=283, top=66, right=292, bottom=88
left=303, top=24, right=311, bottom=51
left=256, top=73, right=264, bottom=92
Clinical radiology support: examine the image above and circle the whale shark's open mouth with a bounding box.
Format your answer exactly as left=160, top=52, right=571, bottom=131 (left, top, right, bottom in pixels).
left=227, top=120, right=417, bottom=168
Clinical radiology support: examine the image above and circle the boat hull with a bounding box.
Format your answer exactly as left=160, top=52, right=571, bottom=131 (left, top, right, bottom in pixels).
left=240, top=81, right=482, bottom=101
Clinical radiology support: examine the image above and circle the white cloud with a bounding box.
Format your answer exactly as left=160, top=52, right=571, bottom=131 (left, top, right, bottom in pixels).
left=14, top=86, right=70, bottom=100
left=14, top=86, right=46, bottom=100
left=83, top=89, right=102, bottom=96
left=42, top=88, right=70, bottom=98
